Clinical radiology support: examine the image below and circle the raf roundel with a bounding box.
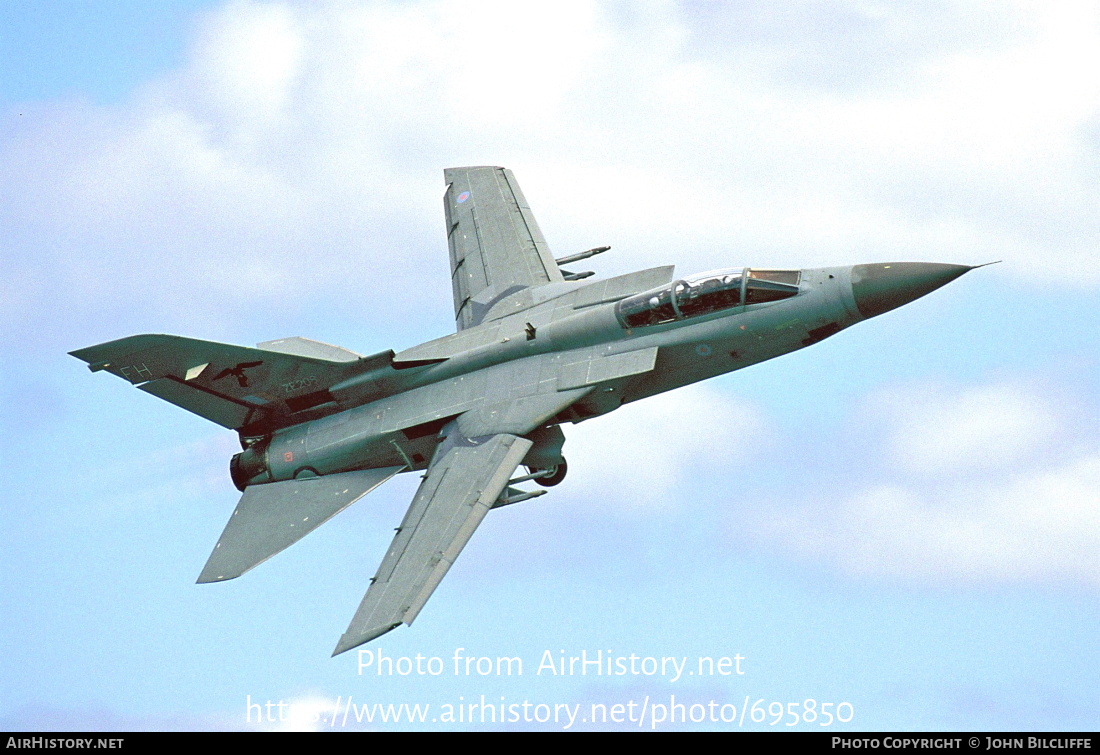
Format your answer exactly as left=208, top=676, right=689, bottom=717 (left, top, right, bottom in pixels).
left=456, top=191, right=471, bottom=203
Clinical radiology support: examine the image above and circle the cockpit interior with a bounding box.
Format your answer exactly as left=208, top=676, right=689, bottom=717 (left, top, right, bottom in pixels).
left=616, top=268, right=801, bottom=328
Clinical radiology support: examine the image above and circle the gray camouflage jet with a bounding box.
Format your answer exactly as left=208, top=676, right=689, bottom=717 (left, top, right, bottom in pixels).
left=71, top=166, right=981, bottom=656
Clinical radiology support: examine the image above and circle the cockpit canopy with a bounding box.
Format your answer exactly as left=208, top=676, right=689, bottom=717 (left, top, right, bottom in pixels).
left=615, top=268, right=801, bottom=329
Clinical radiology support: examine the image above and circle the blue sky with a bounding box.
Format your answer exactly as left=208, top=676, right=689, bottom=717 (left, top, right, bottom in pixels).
left=2, top=0, right=1098, bottom=731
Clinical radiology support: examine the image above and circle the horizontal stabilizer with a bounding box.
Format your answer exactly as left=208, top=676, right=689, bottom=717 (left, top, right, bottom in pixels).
left=198, top=466, right=404, bottom=584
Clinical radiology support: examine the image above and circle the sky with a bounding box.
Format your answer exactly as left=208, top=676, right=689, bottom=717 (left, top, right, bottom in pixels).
left=2, top=0, right=1098, bottom=732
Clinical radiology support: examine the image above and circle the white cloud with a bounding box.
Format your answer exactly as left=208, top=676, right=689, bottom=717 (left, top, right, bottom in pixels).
left=259, top=695, right=338, bottom=732
left=192, top=2, right=305, bottom=121
left=562, top=384, right=768, bottom=509
left=754, top=451, right=1100, bottom=586
left=741, top=378, right=1099, bottom=586
left=870, top=382, right=1061, bottom=474
left=6, top=0, right=1100, bottom=345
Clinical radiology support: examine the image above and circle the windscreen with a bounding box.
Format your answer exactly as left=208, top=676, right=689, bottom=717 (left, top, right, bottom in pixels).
left=616, top=267, right=801, bottom=328
left=676, top=271, right=743, bottom=318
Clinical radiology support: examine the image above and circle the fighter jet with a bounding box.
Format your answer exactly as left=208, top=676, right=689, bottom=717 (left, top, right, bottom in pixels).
left=71, top=166, right=980, bottom=656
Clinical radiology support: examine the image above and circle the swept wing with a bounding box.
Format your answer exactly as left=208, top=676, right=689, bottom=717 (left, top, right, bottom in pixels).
left=333, top=425, right=531, bottom=654
left=445, top=166, right=565, bottom=330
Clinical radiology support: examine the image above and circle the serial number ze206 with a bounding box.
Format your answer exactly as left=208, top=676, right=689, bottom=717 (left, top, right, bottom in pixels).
left=282, top=376, right=318, bottom=393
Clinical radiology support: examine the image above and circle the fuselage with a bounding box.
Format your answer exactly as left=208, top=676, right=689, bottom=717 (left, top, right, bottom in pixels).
left=232, top=265, right=893, bottom=490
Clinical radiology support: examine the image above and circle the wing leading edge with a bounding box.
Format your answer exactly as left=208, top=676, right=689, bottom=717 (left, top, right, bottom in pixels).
left=333, top=425, right=532, bottom=655
left=445, top=166, right=565, bottom=331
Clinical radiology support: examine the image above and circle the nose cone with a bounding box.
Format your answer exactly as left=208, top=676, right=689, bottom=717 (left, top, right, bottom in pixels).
left=850, top=262, right=971, bottom=319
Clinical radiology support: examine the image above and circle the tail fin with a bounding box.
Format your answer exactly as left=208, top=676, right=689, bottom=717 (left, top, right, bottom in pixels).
left=71, top=334, right=394, bottom=433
